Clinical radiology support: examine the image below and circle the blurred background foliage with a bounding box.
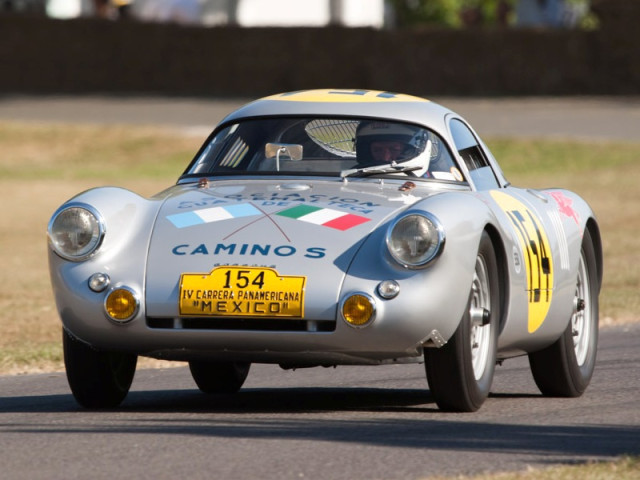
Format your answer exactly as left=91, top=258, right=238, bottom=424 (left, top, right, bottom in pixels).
left=389, top=0, right=597, bottom=29
left=1, top=0, right=599, bottom=30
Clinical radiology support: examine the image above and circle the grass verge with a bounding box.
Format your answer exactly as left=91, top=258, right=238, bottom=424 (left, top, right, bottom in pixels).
left=426, top=456, right=640, bottom=480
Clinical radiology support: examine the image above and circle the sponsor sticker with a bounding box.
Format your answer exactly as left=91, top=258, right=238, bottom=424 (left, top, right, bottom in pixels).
left=547, top=191, right=580, bottom=226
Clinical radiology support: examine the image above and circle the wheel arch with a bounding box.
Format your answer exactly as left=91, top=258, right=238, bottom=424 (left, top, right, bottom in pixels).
left=584, top=217, right=603, bottom=294
left=483, top=223, right=509, bottom=335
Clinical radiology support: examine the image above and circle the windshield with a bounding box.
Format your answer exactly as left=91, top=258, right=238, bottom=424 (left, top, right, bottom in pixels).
left=185, top=117, right=463, bottom=182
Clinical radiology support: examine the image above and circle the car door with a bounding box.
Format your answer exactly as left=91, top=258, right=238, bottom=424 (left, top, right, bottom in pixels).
left=447, top=116, right=573, bottom=339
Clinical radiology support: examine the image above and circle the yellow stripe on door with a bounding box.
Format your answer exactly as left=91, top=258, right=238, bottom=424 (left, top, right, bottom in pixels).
left=491, top=191, right=553, bottom=333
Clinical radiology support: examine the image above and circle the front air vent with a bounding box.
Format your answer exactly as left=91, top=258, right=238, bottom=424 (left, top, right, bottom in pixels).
left=146, top=317, right=335, bottom=332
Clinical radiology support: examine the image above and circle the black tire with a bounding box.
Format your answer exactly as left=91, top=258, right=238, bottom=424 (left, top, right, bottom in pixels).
left=63, top=328, right=137, bottom=408
left=425, top=231, right=500, bottom=412
left=528, top=229, right=599, bottom=397
left=189, top=360, right=251, bottom=394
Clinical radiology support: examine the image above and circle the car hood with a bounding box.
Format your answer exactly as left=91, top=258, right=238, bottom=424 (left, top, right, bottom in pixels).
left=145, top=179, right=430, bottom=319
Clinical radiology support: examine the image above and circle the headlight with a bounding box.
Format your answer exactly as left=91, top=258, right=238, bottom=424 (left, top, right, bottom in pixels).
left=386, top=213, right=445, bottom=268
left=48, top=204, right=105, bottom=261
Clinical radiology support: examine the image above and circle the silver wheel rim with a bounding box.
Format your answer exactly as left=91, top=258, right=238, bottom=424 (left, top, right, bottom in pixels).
left=470, top=255, right=491, bottom=380
left=573, top=251, right=591, bottom=366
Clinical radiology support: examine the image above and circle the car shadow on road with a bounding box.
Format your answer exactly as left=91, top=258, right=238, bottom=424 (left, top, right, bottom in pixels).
left=0, top=387, right=638, bottom=460
left=1, top=384, right=639, bottom=460
left=0, top=380, right=548, bottom=416
left=133, top=386, right=440, bottom=413
left=0, top=387, right=437, bottom=414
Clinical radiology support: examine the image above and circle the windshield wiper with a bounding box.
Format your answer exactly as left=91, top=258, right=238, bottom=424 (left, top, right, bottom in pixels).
left=340, top=164, right=421, bottom=178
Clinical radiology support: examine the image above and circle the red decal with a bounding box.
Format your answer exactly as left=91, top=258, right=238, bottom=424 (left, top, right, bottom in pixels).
left=548, top=191, right=580, bottom=225
left=323, top=214, right=370, bottom=231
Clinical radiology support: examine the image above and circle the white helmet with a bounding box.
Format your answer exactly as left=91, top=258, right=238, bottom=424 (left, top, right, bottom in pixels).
left=355, top=121, right=428, bottom=165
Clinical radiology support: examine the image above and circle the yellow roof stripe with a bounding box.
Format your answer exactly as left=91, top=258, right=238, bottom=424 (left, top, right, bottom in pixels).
left=263, top=89, right=429, bottom=104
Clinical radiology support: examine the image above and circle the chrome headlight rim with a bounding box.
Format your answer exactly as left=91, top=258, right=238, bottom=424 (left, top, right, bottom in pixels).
left=47, top=202, right=106, bottom=262
left=385, top=212, right=445, bottom=269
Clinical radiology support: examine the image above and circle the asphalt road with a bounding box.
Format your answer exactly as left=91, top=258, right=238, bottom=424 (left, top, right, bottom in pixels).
left=1, top=94, right=639, bottom=142
left=1, top=95, right=639, bottom=479
left=0, top=324, right=638, bottom=480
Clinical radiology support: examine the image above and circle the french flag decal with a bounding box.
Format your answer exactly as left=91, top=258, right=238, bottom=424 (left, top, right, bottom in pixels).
left=167, top=203, right=261, bottom=228
left=277, top=205, right=370, bottom=231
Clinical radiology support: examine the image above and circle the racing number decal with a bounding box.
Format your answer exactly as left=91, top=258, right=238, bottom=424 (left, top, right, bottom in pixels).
left=491, top=191, right=554, bottom=333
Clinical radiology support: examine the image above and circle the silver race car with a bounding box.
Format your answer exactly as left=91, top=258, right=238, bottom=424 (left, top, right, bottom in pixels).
left=47, top=89, right=602, bottom=411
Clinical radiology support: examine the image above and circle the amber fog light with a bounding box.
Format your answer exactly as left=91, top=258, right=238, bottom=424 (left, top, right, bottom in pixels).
left=105, top=287, right=139, bottom=323
left=341, top=293, right=376, bottom=328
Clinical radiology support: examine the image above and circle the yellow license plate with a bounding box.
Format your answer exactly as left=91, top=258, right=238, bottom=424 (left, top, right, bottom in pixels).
left=179, top=266, right=306, bottom=317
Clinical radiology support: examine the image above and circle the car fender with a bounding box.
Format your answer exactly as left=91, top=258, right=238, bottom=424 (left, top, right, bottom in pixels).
left=487, top=187, right=601, bottom=355
left=48, top=187, right=163, bottom=343
left=340, top=191, right=499, bottom=347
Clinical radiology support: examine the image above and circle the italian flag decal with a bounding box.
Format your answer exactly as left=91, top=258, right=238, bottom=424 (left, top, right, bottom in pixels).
left=277, top=205, right=370, bottom=231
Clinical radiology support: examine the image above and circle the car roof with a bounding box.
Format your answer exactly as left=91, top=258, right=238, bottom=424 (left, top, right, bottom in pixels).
left=220, top=89, right=456, bottom=136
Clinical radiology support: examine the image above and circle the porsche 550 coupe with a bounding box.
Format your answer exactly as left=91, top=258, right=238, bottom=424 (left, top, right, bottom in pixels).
left=47, top=89, right=602, bottom=411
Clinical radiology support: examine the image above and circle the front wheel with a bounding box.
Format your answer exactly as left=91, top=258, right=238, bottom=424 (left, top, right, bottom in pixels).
left=63, top=328, right=137, bottom=408
left=528, top=229, right=599, bottom=397
left=425, top=231, right=500, bottom=412
left=189, top=361, right=251, bottom=394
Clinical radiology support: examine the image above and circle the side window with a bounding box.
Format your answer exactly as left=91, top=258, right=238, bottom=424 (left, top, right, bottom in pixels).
left=450, top=119, right=488, bottom=170
left=450, top=119, right=499, bottom=189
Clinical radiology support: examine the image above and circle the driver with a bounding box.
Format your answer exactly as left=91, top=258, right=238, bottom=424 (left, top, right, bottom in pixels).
left=355, top=121, right=428, bottom=166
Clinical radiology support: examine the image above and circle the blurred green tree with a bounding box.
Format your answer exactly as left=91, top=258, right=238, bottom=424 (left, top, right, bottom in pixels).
left=388, top=0, right=594, bottom=29
left=389, top=0, right=514, bottom=28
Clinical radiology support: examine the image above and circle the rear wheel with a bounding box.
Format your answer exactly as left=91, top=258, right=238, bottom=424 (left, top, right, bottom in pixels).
left=189, top=361, right=251, bottom=394
left=425, top=232, right=500, bottom=412
left=63, top=328, right=137, bottom=408
left=528, top=229, right=599, bottom=397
